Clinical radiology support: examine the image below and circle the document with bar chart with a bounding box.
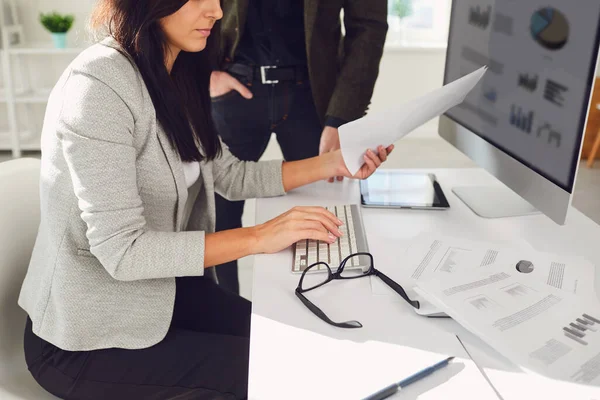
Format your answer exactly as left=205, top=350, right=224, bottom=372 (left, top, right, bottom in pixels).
left=368, top=234, right=534, bottom=316
left=414, top=265, right=600, bottom=387
left=372, top=234, right=597, bottom=317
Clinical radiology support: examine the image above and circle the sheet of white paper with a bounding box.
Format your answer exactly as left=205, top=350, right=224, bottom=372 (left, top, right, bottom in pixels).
left=370, top=233, right=531, bottom=297
left=249, top=315, right=499, bottom=400
left=415, top=266, right=600, bottom=387
left=492, top=251, right=597, bottom=300
left=339, top=66, right=487, bottom=175
left=407, top=236, right=596, bottom=298
left=371, top=234, right=597, bottom=316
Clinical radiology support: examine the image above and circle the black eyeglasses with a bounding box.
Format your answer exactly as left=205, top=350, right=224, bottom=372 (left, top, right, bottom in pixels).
left=295, top=252, right=420, bottom=329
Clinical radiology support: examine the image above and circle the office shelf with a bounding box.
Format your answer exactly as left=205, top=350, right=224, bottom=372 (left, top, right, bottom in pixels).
left=0, top=130, right=39, bottom=151
left=1, top=20, right=83, bottom=157
left=0, top=88, right=51, bottom=103
left=2, top=42, right=84, bottom=55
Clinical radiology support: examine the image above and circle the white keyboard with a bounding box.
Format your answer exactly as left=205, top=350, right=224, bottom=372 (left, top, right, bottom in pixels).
left=292, top=205, right=370, bottom=273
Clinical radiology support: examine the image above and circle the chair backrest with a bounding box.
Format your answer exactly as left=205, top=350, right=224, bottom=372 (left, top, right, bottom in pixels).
left=0, top=158, right=40, bottom=363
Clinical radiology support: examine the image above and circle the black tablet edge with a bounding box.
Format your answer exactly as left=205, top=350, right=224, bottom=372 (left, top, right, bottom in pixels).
left=359, top=172, right=451, bottom=209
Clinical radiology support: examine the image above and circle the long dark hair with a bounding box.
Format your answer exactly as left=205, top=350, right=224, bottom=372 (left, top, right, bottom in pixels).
left=91, top=0, right=222, bottom=162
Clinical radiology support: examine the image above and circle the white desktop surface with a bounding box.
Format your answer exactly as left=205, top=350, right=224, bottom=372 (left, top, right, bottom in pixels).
left=249, top=168, right=600, bottom=400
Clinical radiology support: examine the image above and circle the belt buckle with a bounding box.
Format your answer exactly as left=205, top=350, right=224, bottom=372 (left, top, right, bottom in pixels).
left=260, top=65, right=279, bottom=84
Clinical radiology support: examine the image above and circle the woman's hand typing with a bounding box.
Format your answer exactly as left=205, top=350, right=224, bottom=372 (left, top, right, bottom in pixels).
left=251, top=206, right=344, bottom=254
left=206, top=145, right=393, bottom=266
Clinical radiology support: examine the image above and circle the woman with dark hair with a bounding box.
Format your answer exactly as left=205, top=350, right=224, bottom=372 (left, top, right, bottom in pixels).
left=18, top=0, right=392, bottom=399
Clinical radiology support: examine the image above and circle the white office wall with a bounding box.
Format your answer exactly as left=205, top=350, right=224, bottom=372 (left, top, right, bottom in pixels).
left=371, top=49, right=447, bottom=138
left=3, top=1, right=448, bottom=142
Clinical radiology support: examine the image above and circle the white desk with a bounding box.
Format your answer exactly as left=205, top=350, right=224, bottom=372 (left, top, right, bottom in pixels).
left=249, top=168, right=600, bottom=400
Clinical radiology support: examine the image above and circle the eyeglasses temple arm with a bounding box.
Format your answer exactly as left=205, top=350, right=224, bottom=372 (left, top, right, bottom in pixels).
left=295, top=289, right=362, bottom=329
left=374, top=270, right=421, bottom=309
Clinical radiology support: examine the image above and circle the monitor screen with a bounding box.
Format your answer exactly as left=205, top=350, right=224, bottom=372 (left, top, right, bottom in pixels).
left=444, top=0, right=600, bottom=192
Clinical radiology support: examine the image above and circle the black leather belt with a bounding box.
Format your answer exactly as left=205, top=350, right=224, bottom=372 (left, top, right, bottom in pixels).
left=224, top=63, right=309, bottom=84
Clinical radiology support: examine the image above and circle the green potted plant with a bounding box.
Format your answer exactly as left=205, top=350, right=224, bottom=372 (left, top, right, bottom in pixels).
left=39, top=12, right=74, bottom=49
left=391, top=0, right=414, bottom=20
left=389, top=0, right=414, bottom=42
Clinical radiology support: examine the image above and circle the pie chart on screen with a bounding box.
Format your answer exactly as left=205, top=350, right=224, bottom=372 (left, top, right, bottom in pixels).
left=530, top=7, right=569, bottom=50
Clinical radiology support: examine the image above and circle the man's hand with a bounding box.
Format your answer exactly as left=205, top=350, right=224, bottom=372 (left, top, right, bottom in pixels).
left=210, top=71, right=253, bottom=99
left=346, top=145, right=394, bottom=180
left=319, top=126, right=343, bottom=183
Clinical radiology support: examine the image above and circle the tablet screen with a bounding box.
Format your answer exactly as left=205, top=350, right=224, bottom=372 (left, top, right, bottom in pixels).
left=360, top=171, right=449, bottom=208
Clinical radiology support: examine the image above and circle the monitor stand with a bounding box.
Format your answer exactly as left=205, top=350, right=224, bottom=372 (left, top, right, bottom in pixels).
left=452, top=186, right=540, bottom=219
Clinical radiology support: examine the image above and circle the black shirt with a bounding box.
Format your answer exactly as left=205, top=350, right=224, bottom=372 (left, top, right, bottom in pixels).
left=235, top=0, right=307, bottom=67
left=233, top=0, right=347, bottom=129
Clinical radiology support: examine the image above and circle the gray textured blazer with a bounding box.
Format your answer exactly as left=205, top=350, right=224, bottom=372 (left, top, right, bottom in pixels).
left=18, top=38, right=285, bottom=351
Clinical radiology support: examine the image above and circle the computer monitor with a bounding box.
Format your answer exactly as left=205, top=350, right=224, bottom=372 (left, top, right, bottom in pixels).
left=439, top=0, right=600, bottom=224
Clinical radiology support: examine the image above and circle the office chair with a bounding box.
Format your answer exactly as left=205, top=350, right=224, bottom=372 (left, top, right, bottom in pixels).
left=0, top=158, right=57, bottom=399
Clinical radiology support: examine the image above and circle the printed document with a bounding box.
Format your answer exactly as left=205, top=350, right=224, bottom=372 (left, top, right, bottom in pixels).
left=415, top=266, right=600, bottom=386
left=405, top=235, right=596, bottom=297
left=339, top=66, right=487, bottom=175
left=371, top=235, right=597, bottom=316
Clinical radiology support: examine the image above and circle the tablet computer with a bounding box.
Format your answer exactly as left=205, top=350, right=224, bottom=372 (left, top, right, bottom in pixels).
left=360, top=170, right=450, bottom=210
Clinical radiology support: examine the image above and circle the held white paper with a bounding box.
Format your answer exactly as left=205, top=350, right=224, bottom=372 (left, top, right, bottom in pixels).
left=339, top=66, right=487, bottom=176
left=414, top=266, right=600, bottom=387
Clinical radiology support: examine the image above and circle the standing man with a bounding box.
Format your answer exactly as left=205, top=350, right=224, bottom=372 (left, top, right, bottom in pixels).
left=211, top=0, right=388, bottom=294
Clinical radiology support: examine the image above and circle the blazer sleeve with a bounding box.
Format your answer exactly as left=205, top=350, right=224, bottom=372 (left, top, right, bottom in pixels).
left=212, top=143, right=286, bottom=201
left=58, top=70, right=205, bottom=281
left=325, top=0, right=388, bottom=122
